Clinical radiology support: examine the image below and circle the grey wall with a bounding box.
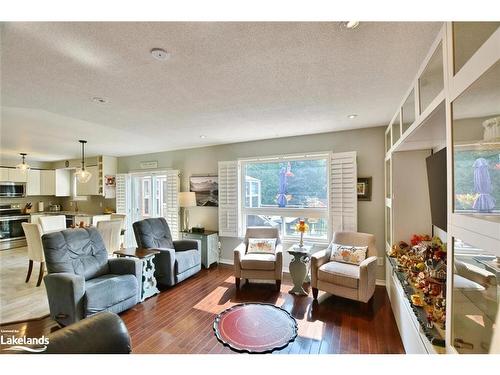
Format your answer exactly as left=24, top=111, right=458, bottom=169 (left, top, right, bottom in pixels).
left=118, top=126, right=387, bottom=280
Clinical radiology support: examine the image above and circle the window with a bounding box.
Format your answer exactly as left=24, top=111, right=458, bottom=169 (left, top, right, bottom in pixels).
left=142, top=177, right=151, bottom=216
left=241, top=154, right=329, bottom=241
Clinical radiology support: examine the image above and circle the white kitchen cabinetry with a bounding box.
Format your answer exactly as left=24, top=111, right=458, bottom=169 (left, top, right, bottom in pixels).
left=55, top=169, right=71, bottom=197
left=40, top=170, right=56, bottom=196
left=76, top=165, right=100, bottom=196
left=75, top=156, right=117, bottom=197
left=0, top=168, right=9, bottom=181
left=26, top=170, right=41, bottom=196
left=0, top=167, right=28, bottom=182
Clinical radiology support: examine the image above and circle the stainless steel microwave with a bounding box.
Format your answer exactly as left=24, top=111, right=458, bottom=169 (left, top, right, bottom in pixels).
left=0, top=182, right=26, bottom=198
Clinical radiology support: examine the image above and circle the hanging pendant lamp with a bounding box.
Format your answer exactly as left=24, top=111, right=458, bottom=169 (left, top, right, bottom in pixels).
left=75, top=140, right=92, bottom=183
left=15, top=153, right=31, bottom=173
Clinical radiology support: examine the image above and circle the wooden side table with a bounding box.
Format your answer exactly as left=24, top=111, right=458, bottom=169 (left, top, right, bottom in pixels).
left=287, top=244, right=313, bottom=296
left=114, top=247, right=160, bottom=302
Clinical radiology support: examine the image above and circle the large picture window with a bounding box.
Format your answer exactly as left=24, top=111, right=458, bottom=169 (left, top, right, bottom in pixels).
left=241, top=154, right=329, bottom=242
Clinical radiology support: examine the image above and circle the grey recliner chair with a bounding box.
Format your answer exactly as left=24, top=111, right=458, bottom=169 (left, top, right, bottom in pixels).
left=42, top=227, right=142, bottom=327
left=133, top=217, right=201, bottom=287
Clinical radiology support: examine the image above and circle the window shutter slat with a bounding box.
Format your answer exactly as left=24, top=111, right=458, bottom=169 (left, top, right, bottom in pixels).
left=116, top=173, right=135, bottom=247
left=165, top=170, right=180, bottom=240
left=330, top=151, right=357, bottom=233
left=218, top=161, right=239, bottom=237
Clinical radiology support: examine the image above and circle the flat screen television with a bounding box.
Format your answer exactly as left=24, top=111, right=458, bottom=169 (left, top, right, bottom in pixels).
left=426, top=148, right=447, bottom=231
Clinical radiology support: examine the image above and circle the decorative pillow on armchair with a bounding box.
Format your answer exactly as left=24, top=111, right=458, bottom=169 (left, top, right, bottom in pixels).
left=329, top=243, right=368, bottom=265
left=247, top=238, right=277, bottom=254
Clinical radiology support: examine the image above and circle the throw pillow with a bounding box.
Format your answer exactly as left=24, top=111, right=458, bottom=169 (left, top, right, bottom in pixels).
left=329, top=243, right=368, bottom=265
left=247, top=238, right=277, bottom=254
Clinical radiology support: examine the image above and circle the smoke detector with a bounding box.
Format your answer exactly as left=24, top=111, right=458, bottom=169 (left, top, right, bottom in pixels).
left=151, top=48, right=170, bottom=61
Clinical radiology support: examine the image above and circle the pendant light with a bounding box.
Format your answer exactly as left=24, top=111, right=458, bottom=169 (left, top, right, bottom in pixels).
left=15, top=153, right=31, bottom=173
left=75, top=140, right=92, bottom=183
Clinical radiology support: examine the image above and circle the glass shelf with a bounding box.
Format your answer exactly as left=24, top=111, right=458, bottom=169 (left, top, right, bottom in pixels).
left=402, top=89, right=416, bottom=135
left=419, top=42, right=444, bottom=114
left=453, top=22, right=500, bottom=75
left=452, top=61, right=500, bottom=218
left=452, top=237, right=499, bottom=353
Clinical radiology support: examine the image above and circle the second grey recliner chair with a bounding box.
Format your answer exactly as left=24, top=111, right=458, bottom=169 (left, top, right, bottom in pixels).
left=133, top=217, right=201, bottom=287
left=42, top=227, right=142, bottom=326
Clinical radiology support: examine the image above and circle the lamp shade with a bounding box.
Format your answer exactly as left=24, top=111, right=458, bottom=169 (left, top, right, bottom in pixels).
left=179, top=192, right=197, bottom=207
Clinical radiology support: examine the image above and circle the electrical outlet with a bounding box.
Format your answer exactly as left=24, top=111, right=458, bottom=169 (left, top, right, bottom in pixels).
left=99, top=201, right=103, bottom=207
left=69, top=201, right=73, bottom=207
left=377, top=257, right=384, bottom=266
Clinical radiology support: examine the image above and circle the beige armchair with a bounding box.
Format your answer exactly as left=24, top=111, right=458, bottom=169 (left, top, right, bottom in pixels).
left=234, top=227, right=283, bottom=291
left=311, top=231, right=377, bottom=303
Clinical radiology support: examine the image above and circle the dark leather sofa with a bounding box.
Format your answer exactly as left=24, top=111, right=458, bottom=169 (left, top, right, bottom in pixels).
left=45, top=311, right=131, bottom=354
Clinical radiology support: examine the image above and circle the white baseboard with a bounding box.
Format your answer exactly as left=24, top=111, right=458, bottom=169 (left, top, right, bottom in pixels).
left=220, top=258, right=386, bottom=286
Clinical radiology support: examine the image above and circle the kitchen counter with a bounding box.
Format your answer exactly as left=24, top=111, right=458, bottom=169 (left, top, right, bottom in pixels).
left=30, top=211, right=109, bottom=217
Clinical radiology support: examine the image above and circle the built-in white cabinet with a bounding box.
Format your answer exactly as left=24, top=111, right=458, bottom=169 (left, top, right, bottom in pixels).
left=76, top=165, right=100, bottom=196
left=0, top=167, right=28, bottom=182
left=40, top=170, right=56, bottom=195
left=0, top=168, right=9, bottom=181
left=75, top=156, right=117, bottom=197
left=26, top=170, right=41, bottom=196
left=25, top=168, right=70, bottom=197
left=55, top=169, right=71, bottom=197
left=384, top=23, right=500, bottom=354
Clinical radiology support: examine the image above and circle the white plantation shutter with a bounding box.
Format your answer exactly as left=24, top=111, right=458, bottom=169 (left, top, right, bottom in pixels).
left=218, top=161, right=239, bottom=237
left=330, top=151, right=357, bottom=232
left=164, top=170, right=180, bottom=240
left=116, top=173, right=135, bottom=247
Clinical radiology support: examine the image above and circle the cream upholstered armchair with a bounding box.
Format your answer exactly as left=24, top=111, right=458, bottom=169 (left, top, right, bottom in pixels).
left=311, top=231, right=377, bottom=303
left=234, top=227, right=283, bottom=291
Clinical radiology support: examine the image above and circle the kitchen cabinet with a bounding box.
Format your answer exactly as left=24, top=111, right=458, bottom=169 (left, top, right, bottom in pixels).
left=40, top=170, right=56, bottom=195
left=0, top=168, right=9, bottom=181
left=9, top=168, right=28, bottom=182
left=0, top=167, right=27, bottom=182
left=75, top=156, right=117, bottom=197
left=76, top=165, right=100, bottom=196
left=26, top=169, right=41, bottom=196
left=55, top=169, right=71, bottom=197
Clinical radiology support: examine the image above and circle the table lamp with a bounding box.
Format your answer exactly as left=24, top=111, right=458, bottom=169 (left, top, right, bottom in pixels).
left=179, top=192, right=197, bottom=231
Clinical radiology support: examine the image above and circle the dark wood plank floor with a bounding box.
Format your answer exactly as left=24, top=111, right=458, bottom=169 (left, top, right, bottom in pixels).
left=0, top=265, right=404, bottom=354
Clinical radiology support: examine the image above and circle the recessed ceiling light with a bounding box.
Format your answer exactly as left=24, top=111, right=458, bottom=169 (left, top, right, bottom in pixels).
left=342, top=21, right=360, bottom=30
left=200, top=135, right=207, bottom=139
left=91, top=96, right=108, bottom=104
left=151, top=48, right=170, bottom=61
left=347, top=114, right=358, bottom=119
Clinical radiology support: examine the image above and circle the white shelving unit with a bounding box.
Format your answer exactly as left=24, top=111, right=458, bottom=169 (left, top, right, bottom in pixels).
left=384, top=22, right=500, bottom=354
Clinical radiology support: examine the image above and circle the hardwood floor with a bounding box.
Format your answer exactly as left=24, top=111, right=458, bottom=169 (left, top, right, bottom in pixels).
left=0, top=247, right=49, bottom=323
left=0, top=265, right=404, bottom=354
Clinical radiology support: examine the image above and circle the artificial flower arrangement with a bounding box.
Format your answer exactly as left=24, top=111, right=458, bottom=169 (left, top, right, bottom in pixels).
left=388, top=234, right=447, bottom=330
left=294, top=219, right=309, bottom=247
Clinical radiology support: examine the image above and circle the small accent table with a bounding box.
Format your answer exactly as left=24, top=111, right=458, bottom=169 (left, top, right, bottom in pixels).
left=114, top=247, right=160, bottom=302
left=287, top=244, right=313, bottom=296
left=181, top=230, right=219, bottom=268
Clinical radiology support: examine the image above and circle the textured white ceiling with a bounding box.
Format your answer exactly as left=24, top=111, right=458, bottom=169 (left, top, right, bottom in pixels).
left=1, top=22, right=442, bottom=161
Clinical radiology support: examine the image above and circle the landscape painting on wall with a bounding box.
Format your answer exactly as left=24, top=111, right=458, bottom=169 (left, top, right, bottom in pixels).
left=190, top=176, right=218, bottom=206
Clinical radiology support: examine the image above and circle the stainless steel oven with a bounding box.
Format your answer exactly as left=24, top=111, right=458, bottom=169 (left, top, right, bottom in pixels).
left=0, top=182, right=26, bottom=198
left=0, top=204, right=29, bottom=250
